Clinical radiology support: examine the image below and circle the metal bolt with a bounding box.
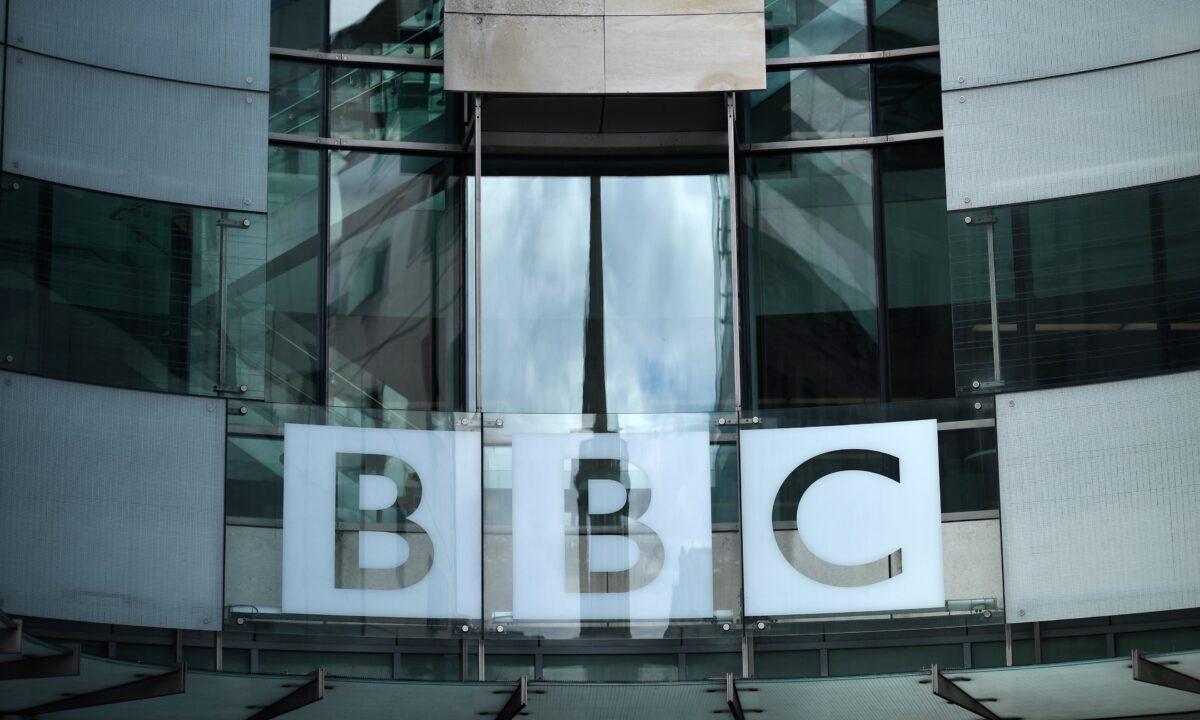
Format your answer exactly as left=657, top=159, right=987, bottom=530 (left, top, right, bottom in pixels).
left=756, top=621, right=766, bottom=630
left=11, top=160, right=18, bottom=169
left=963, top=197, right=972, bottom=204
left=495, top=625, right=505, bottom=633
left=957, top=76, right=965, bottom=84
left=1018, top=609, right=1026, bottom=617
left=236, top=617, right=246, bottom=625
left=974, top=402, right=982, bottom=411
left=752, top=416, right=760, bottom=424
left=1008, top=399, right=1015, bottom=407
left=717, top=418, right=726, bottom=425
left=3, top=355, right=12, bottom=363
left=238, top=406, right=248, bottom=415
left=721, top=623, right=731, bottom=632
left=964, top=216, right=974, bottom=225
left=11, top=182, right=19, bottom=191
left=245, top=96, right=253, bottom=104
left=239, top=384, right=248, bottom=392
left=971, top=380, right=980, bottom=388
left=460, top=417, right=469, bottom=426
left=241, top=218, right=251, bottom=228
left=495, top=419, right=504, bottom=427
left=245, top=76, right=254, bottom=84
left=461, top=624, right=470, bottom=633
left=202, top=617, right=211, bottom=625
left=958, top=96, right=966, bottom=103
left=207, top=403, right=215, bottom=412
left=243, top=196, right=252, bottom=206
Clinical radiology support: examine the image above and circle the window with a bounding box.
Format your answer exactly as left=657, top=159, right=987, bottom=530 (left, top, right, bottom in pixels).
left=765, top=0, right=868, bottom=59
left=745, top=67, right=870, bottom=144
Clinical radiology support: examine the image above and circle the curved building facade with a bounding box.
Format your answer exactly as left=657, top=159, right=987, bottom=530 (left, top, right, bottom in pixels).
left=1, top=1, right=1200, bottom=718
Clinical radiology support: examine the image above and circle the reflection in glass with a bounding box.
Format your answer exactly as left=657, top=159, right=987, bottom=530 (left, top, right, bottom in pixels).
left=764, top=0, right=868, bottom=59
left=873, top=0, right=940, bottom=51
left=874, top=58, right=942, bottom=135
left=330, top=0, right=444, bottom=59
left=542, top=654, right=679, bottom=681
left=477, top=162, right=733, bottom=414
left=327, top=152, right=464, bottom=413
left=745, top=66, right=870, bottom=143
left=330, top=67, right=451, bottom=143
left=937, top=427, right=998, bottom=513
left=226, top=436, right=285, bottom=521
left=271, top=0, right=325, bottom=51
left=880, top=141, right=954, bottom=400
left=743, top=151, right=880, bottom=408
left=0, top=174, right=223, bottom=394
left=269, top=61, right=324, bottom=136
left=949, top=177, right=1200, bottom=393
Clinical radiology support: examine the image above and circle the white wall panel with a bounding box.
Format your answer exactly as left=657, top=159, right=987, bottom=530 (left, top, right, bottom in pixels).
left=3, top=48, right=267, bottom=212
left=942, top=51, right=1200, bottom=211
left=0, top=371, right=226, bottom=630
left=996, top=370, right=1200, bottom=623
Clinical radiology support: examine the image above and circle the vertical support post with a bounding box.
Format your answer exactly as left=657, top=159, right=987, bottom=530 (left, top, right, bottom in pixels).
left=725, top=92, right=743, bottom=414
left=217, top=214, right=230, bottom=389
left=214, top=631, right=223, bottom=673
left=985, top=222, right=1001, bottom=382
left=1033, top=621, right=1042, bottom=664
left=473, top=94, right=484, bottom=415
left=1004, top=623, right=1013, bottom=667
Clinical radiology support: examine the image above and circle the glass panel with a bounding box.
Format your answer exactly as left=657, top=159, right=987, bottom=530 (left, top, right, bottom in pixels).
left=114, top=643, right=176, bottom=665
left=485, top=654, right=535, bottom=681
left=764, top=0, right=868, bottom=59
left=329, top=67, right=453, bottom=144
left=973, top=639, right=1035, bottom=668
left=226, top=435, right=285, bottom=521
left=272, top=0, right=325, bottom=51
left=0, top=174, right=223, bottom=395
left=542, top=654, right=678, bottom=681
left=398, top=653, right=460, bottom=680
left=880, top=141, right=953, bottom=401
left=263, top=145, right=323, bottom=404
left=328, top=152, right=464, bottom=413
left=330, top=0, right=444, bottom=59
left=873, top=0, right=939, bottom=50
left=743, top=151, right=879, bottom=409
left=937, top=427, right=998, bottom=513
left=745, top=67, right=870, bottom=143
left=828, top=644, right=962, bottom=675
left=949, top=177, right=1200, bottom=393
left=223, top=648, right=251, bottom=673
left=475, top=158, right=734, bottom=415
left=754, top=650, right=820, bottom=678
left=1115, top=628, right=1200, bottom=655
left=685, top=652, right=741, bottom=680
left=270, top=61, right=324, bottom=136
left=182, top=646, right=217, bottom=671
left=258, top=650, right=393, bottom=679
left=1041, top=635, right=1109, bottom=663
left=482, top=413, right=740, bottom=640
left=874, top=58, right=942, bottom=136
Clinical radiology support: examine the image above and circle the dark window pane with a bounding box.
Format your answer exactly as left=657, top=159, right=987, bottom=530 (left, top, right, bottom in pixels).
left=685, top=652, right=742, bottom=680
left=223, top=648, right=251, bottom=673
left=880, top=141, right=953, bottom=400
left=873, top=0, right=939, bottom=50
left=1041, top=635, right=1109, bottom=663
left=542, top=654, right=678, bottom=681
left=874, top=58, right=942, bottom=135
left=270, top=61, right=324, bottom=136
left=328, top=152, right=464, bottom=412
left=330, top=0, right=443, bottom=59
left=258, top=650, right=392, bottom=679
left=330, top=67, right=452, bottom=143
left=114, top=643, right=175, bottom=665
left=183, top=645, right=217, bottom=671
left=745, top=67, right=870, bottom=143
left=972, top=639, right=1035, bottom=667
left=764, top=0, right=868, bottom=59
left=272, top=0, right=325, bottom=51
left=0, top=174, right=224, bottom=394
left=226, top=436, right=284, bottom=521
left=744, top=151, right=880, bottom=408
left=398, top=653, right=460, bottom=680
left=265, top=146, right=323, bottom=404
left=486, top=654, right=535, bottom=681
left=828, top=644, right=961, bottom=676
left=1115, top=627, right=1200, bottom=656
left=754, top=650, right=820, bottom=678
left=950, top=177, right=1200, bottom=392
left=938, top=427, right=999, bottom=513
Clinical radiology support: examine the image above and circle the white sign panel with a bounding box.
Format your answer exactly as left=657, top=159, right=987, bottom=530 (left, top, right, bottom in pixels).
left=741, top=420, right=944, bottom=617
left=511, top=431, right=714, bottom=621
left=282, top=424, right=481, bottom=619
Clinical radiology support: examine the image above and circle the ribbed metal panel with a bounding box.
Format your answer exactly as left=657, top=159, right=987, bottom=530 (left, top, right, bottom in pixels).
left=939, top=0, right=1200, bottom=91
left=996, top=370, right=1200, bottom=623
left=3, top=48, right=267, bottom=211
left=7, top=0, right=268, bottom=91
left=942, top=51, right=1200, bottom=211
left=0, top=371, right=226, bottom=630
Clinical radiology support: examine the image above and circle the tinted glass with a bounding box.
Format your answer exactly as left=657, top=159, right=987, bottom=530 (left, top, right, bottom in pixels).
left=542, top=654, right=678, bottom=681
left=764, top=0, right=868, bottom=59
left=272, top=0, right=325, bottom=51
left=754, top=650, right=821, bottom=678
left=743, top=151, right=880, bottom=408
left=330, top=66, right=452, bottom=143
left=0, top=174, right=223, bottom=394
left=328, top=152, right=464, bottom=412
left=330, top=0, right=444, bottom=59
left=270, top=61, right=324, bottom=136
left=938, top=427, right=998, bottom=513
left=873, top=0, right=940, bottom=50
left=880, top=141, right=953, bottom=400
left=828, top=643, right=961, bottom=676
left=745, top=67, right=870, bottom=143
left=476, top=160, right=733, bottom=414
left=874, top=58, right=942, bottom=135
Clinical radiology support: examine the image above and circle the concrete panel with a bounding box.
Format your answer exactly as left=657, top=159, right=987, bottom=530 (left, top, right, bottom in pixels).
left=996, top=370, right=1200, bottom=623
left=606, top=0, right=763, bottom=15
left=8, top=0, right=269, bottom=91
left=939, top=0, right=1200, bottom=90
left=446, top=13, right=605, bottom=94
left=943, top=51, right=1200, bottom=211
left=4, top=48, right=267, bottom=212
left=225, top=525, right=283, bottom=612
left=604, top=13, right=766, bottom=94
left=0, top=371, right=225, bottom=630
left=942, top=519, right=1002, bottom=607
left=446, top=0, right=602, bottom=14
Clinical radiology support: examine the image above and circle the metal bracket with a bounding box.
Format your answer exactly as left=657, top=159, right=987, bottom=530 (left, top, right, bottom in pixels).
left=930, top=664, right=1002, bottom=720
left=1132, top=650, right=1200, bottom=695
left=723, top=674, right=761, bottom=718
left=214, top=384, right=249, bottom=395
left=245, top=668, right=325, bottom=720
left=493, top=676, right=527, bottom=720
left=4, top=663, right=183, bottom=717
left=0, top=643, right=80, bottom=681
left=217, top=218, right=253, bottom=229
left=963, top=214, right=997, bottom=226
left=0, top=619, right=20, bottom=654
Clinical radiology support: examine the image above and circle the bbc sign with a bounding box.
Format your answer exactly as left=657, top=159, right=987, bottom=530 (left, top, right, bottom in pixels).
left=282, top=420, right=943, bottom=620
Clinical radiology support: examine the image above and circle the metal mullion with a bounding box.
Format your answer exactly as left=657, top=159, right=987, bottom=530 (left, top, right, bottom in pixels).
left=742, top=129, right=944, bottom=154
left=270, top=46, right=445, bottom=73
left=764, top=45, right=939, bottom=71
left=267, top=132, right=467, bottom=157
left=868, top=44, right=891, bottom=403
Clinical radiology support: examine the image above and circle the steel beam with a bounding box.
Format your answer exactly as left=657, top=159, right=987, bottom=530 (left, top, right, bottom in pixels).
left=246, top=668, right=325, bottom=720
left=0, top=619, right=21, bottom=655
left=1132, top=651, right=1200, bottom=696
left=0, top=643, right=80, bottom=681
left=930, top=664, right=1001, bottom=720
left=5, top=663, right=184, bottom=717
left=726, top=673, right=745, bottom=720
left=495, top=676, right=527, bottom=720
